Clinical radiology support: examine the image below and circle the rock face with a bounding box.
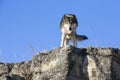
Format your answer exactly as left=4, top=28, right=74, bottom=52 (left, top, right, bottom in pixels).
left=0, top=46, right=120, bottom=80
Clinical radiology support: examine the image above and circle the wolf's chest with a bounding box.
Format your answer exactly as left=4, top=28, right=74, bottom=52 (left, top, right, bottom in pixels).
left=66, top=34, right=75, bottom=40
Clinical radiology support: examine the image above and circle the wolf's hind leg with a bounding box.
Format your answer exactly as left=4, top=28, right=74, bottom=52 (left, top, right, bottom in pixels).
left=72, top=37, right=77, bottom=47
left=64, top=39, right=69, bottom=47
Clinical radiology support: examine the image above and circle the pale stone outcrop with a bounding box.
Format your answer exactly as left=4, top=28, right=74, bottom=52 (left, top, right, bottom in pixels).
left=0, top=46, right=120, bottom=80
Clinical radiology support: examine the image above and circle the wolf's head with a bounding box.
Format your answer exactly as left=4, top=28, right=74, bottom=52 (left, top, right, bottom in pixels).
left=60, top=14, right=78, bottom=34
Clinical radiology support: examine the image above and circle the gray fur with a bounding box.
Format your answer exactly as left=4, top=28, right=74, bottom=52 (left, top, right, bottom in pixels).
left=60, top=14, right=87, bottom=47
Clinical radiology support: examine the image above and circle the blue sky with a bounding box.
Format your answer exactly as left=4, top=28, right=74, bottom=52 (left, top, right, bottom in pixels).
left=0, top=0, right=120, bottom=63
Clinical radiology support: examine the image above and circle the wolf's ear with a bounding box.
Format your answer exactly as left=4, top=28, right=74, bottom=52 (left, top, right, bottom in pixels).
left=63, top=14, right=68, bottom=20
left=60, top=14, right=67, bottom=27
left=73, top=14, right=76, bottom=19
left=63, top=14, right=68, bottom=18
left=73, top=14, right=78, bottom=26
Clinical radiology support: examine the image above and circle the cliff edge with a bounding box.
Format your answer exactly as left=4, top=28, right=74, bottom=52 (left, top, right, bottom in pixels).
left=0, top=46, right=120, bottom=80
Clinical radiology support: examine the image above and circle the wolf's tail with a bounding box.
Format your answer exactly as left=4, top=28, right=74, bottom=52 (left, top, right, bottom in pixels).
left=76, top=34, right=88, bottom=41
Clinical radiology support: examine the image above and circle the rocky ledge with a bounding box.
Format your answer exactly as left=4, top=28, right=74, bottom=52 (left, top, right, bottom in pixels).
left=0, top=46, right=120, bottom=80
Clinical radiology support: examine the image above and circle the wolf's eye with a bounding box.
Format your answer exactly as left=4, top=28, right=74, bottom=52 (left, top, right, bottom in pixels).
left=73, top=23, right=77, bottom=26
left=66, top=22, right=70, bottom=25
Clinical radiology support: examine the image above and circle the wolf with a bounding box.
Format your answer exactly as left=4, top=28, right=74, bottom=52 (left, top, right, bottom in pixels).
left=60, top=14, right=88, bottom=47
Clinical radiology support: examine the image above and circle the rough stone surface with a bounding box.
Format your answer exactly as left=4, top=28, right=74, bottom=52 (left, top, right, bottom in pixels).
left=0, top=46, right=120, bottom=80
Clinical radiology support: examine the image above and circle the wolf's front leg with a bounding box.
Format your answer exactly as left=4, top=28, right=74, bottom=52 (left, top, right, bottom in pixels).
left=64, top=39, right=69, bottom=47
left=72, top=36, right=77, bottom=47
left=60, top=34, right=66, bottom=47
